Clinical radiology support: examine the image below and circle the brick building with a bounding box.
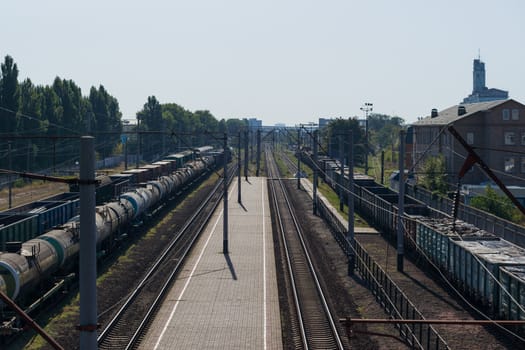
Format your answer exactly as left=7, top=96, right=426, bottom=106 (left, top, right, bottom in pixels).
left=412, top=99, right=525, bottom=186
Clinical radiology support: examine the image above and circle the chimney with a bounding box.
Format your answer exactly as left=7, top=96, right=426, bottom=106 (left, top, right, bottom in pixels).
left=458, top=105, right=466, bottom=116
left=431, top=108, right=438, bottom=118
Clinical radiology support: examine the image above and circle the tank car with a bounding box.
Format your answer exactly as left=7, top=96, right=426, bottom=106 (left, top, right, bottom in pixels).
left=38, top=223, right=80, bottom=269
left=0, top=149, right=223, bottom=305
left=0, top=239, right=58, bottom=300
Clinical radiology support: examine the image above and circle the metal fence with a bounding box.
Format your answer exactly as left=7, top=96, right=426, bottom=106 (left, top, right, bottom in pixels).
left=406, top=184, right=525, bottom=248
left=317, top=198, right=449, bottom=349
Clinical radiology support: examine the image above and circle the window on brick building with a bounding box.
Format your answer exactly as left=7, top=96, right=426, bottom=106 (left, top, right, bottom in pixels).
left=512, top=109, right=520, bottom=120
left=503, top=109, right=510, bottom=120
left=505, top=157, right=515, bottom=173
left=466, top=132, right=474, bottom=145
left=504, top=132, right=515, bottom=145
left=521, top=158, right=525, bottom=173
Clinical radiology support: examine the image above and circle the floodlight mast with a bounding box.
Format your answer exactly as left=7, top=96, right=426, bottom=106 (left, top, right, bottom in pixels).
left=360, top=102, right=373, bottom=175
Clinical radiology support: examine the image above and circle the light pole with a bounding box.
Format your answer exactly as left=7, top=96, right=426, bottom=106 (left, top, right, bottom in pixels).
left=360, top=102, right=373, bottom=175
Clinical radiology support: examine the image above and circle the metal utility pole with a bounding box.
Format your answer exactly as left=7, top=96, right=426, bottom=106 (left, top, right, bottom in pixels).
left=53, top=139, right=57, bottom=174
left=347, top=130, right=355, bottom=275
left=244, top=130, right=249, bottom=181
left=124, top=138, right=128, bottom=170
left=223, top=133, right=229, bottom=254
left=297, top=128, right=301, bottom=189
left=397, top=130, right=405, bottom=272
left=8, top=141, right=12, bottom=209
left=250, top=129, right=254, bottom=161
left=238, top=131, right=241, bottom=203
left=256, top=129, right=261, bottom=177
left=79, top=136, right=97, bottom=349
left=380, top=150, right=385, bottom=185
left=136, top=117, right=140, bottom=169
left=339, top=135, right=344, bottom=211
left=313, top=130, right=318, bottom=215
left=162, top=120, right=166, bottom=157
left=360, top=102, right=373, bottom=175
left=26, top=140, right=31, bottom=174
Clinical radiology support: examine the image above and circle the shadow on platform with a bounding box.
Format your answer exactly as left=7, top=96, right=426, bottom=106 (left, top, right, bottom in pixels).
left=224, top=253, right=237, bottom=280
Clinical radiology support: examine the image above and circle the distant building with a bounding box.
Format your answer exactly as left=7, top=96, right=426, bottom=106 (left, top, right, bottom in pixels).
left=412, top=99, right=525, bottom=186
left=247, top=118, right=262, bottom=129
left=462, top=58, right=508, bottom=104
left=275, top=123, right=286, bottom=128
left=318, top=118, right=332, bottom=129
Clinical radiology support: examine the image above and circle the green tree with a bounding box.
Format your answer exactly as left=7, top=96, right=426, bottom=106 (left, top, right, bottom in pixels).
left=52, top=78, right=84, bottom=134
left=39, top=85, right=62, bottom=169
left=137, top=96, right=163, bottom=160
left=89, top=85, right=122, bottom=159
left=470, top=186, right=521, bottom=222
left=18, top=79, right=44, bottom=171
left=378, top=123, right=400, bottom=163
left=324, top=117, right=364, bottom=165
left=161, top=103, right=190, bottom=152
left=52, top=78, right=86, bottom=166
left=368, top=113, right=404, bottom=156
left=0, top=55, right=20, bottom=134
left=193, top=110, right=219, bottom=145
left=420, top=155, right=448, bottom=194
left=41, top=85, right=62, bottom=135
left=137, top=96, right=163, bottom=131
left=225, top=118, right=247, bottom=135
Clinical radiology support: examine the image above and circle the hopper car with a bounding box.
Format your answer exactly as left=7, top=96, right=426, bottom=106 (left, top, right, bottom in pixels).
left=299, top=150, right=525, bottom=332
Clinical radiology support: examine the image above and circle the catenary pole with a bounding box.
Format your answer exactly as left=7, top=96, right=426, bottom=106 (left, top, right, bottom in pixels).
left=223, top=133, right=229, bottom=254
left=381, top=150, right=385, bottom=185
left=244, top=130, right=249, bottom=181
left=313, top=130, right=318, bottom=215
left=238, top=131, right=241, bottom=203
left=339, top=134, right=344, bottom=211
left=397, top=130, right=405, bottom=272
left=136, top=117, right=140, bottom=168
left=347, top=130, right=355, bottom=275
left=79, top=136, right=97, bottom=349
left=297, top=128, right=301, bottom=189
left=256, top=128, right=261, bottom=176
left=124, top=137, right=128, bottom=170
left=8, top=141, right=12, bottom=208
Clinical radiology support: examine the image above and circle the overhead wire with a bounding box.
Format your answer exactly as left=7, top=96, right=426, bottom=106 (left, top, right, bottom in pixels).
left=297, top=125, right=525, bottom=331
left=296, top=149, right=525, bottom=342
left=401, top=219, right=525, bottom=343
left=0, top=105, right=82, bottom=136
left=445, top=144, right=525, bottom=184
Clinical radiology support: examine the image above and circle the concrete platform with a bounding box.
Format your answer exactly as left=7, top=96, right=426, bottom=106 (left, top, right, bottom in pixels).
left=139, top=177, right=282, bottom=350
left=300, top=178, right=379, bottom=235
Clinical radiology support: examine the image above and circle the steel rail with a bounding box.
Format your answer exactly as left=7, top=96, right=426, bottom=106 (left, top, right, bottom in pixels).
left=97, top=163, right=236, bottom=349
left=125, top=165, right=237, bottom=349
left=266, top=148, right=308, bottom=347
left=267, top=146, right=345, bottom=349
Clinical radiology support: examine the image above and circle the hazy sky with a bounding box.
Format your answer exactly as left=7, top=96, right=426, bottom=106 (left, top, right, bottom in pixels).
left=2, top=1, right=524, bottom=126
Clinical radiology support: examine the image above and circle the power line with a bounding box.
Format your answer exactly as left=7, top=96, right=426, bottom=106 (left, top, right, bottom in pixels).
left=298, top=149, right=525, bottom=343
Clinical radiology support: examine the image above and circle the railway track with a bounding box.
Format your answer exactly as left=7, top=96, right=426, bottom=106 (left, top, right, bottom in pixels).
left=266, top=145, right=346, bottom=349
left=97, top=164, right=236, bottom=349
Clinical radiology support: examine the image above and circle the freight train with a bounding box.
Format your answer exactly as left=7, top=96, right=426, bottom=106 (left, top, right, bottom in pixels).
left=0, top=147, right=204, bottom=252
left=0, top=147, right=224, bottom=305
left=299, top=151, right=525, bottom=332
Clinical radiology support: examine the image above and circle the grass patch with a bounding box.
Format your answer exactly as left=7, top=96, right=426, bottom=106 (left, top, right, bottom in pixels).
left=145, top=227, right=157, bottom=238
left=24, top=294, right=80, bottom=350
